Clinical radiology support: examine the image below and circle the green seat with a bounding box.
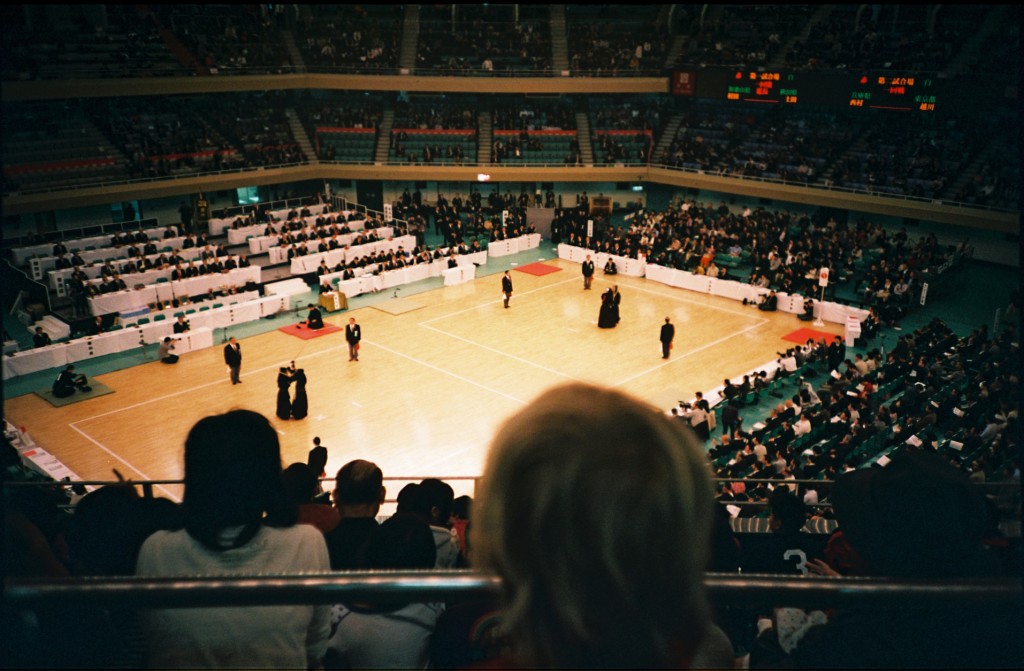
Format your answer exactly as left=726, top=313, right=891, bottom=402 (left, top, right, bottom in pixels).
left=173, top=311, right=185, bottom=318
left=153, top=314, right=166, bottom=321
left=162, top=246, right=173, bottom=253
left=137, top=317, right=150, bottom=325
left=155, top=277, right=168, bottom=283
left=213, top=303, right=224, bottom=309
left=185, top=309, right=196, bottom=315
left=199, top=306, right=210, bottom=312
left=108, top=324, right=123, bottom=331
left=124, top=323, right=136, bottom=328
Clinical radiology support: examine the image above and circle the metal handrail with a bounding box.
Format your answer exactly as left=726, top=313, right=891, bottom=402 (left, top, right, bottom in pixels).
left=6, top=572, right=1021, bottom=611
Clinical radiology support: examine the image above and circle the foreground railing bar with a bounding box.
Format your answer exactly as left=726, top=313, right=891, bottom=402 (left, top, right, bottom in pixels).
left=6, top=572, right=1021, bottom=610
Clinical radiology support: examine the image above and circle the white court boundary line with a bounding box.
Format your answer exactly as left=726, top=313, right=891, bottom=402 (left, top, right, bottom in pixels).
left=69, top=335, right=526, bottom=488
left=419, top=271, right=771, bottom=384
left=66, top=423, right=180, bottom=501
left=613, top=319, right=771, bottom=387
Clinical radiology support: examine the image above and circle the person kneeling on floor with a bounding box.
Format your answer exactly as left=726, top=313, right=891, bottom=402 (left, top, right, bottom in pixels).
left=159, top=337, right=179, bottom=364
left=53, top=364, right=91, bottom=397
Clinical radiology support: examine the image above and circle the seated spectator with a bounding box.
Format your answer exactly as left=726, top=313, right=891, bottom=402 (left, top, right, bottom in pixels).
left=783, top=451, right=1024, bottom=667
left=52, top=364, right=90, bottom=397
left=282, top=462, right=340, bottom=534
left=324, top=513, right=443, bottom=669
left=135, top=410, right=331, bottom=669
left=33, top=327, right=52, bottom=348
left=758, top=290, right=779, bottom=311
left=603, top=258, right=618, bottom=274
left=322, top=459, right=385, bottom=570
left=799, top=298, right=815, bottom=322
left=398, top=478, right=461, bottom=568
left=474, top=382, right=718, bottom=668
left=740, top=488, right=824, bottom=575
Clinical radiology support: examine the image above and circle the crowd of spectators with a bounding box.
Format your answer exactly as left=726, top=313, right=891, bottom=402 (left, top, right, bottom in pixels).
left=152, top=5, right=292, bottom=75
left=2, top=6, right=186, bottom=81
left=417, top=5, right=552, bottom=75
left=566, top=6, right=669, bottom=75
left=554, top=197, right=970, bottom=320
left=393, top=98, right=476, bottom=131
left=828, top=114, right=985, bottom=199
left=686, top=317, right=1019, bottom=528
left=83, top=95, right=306, bottom=180
left=297, top=5, right=401, bottom=72
left=682, top=5, right=812, bottom=69
left=659, top=101, right=855, bottom=184
left=492, top=99, right=576, bottom=131
left=4, top=5, right=1016, bottom=81
left=787, top=5, right=979, bottom=72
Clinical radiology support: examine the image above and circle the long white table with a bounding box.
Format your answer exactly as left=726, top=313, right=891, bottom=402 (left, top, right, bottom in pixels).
left=231, top=217, right=368, bottom=250
left=3, top=296, right=290, bottom=380
left=88, top=266, right=261, bottom=316
left=266, top=224, right=390, bottom=263
left=644, top=264, right=868, bottom=326
left=486, top=234, right=542, bottom=258
left=288, top=233, right=413, bottom=274
left=47, top=246, right=208, bottom=292
left=557, top=244, right=647, bottom=277
left=209, top=204, right=333, bottom=236
left=12, top=225, right=178, bottom=266
left=29, top=236, right=190, bottom=279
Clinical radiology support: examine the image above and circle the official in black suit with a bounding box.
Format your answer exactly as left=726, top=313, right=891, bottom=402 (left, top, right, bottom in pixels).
left=224, top=337, right=242, bottom=384
left=660, top=317, right=675, bottom=359
left=345, top=318, right=361, bottom=361
left=502, top=271, right=513, bottom=309
left=582, top=255, right=595, bottom=290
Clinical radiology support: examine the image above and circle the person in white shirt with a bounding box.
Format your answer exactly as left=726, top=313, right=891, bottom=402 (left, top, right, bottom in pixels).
left=136, top=410, right=330, bottom=670
left=793, top=415, right=812, bottom=437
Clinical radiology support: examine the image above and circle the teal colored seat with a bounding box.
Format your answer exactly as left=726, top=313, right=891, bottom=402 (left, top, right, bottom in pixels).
left=185, top=309, right=196, bottom=315
left=199, top=306, right=210, bottom=312
left=155, top=277, right=168, bottom=283
left=213, top=303, right=223, bottom=309
left=108, top=324, right=123, bottom=331
left=173, top=311, right=185, bottom=318
left=153, top=314, right=166, bottom=321
left=137, top=317, right=150, bottom=325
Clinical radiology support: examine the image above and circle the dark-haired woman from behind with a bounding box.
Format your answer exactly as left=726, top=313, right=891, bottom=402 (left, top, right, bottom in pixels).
left=135, top=409, right=331, bottom=669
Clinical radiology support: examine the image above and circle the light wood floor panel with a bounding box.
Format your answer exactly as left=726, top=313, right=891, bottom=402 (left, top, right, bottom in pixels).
left=4, top=258, right=842, bottom=501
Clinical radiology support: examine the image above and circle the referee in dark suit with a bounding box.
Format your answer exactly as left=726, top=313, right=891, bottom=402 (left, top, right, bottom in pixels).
left=660, top=317, right=675, bottom=359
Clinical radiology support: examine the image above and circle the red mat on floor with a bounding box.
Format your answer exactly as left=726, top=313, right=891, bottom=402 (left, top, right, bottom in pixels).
left=782, top=327, right=835, bottom=345
left=278, top=322, right=343, bottom=340
left=515, top=262, right=562, bottom=276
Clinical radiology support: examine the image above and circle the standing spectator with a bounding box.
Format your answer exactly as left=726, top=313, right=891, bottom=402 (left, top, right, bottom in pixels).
left=135, top=410, right=331, bottom=669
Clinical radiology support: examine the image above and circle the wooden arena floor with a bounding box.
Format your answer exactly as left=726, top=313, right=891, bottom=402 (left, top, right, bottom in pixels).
left=4, top=259, right=842, bottom=503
